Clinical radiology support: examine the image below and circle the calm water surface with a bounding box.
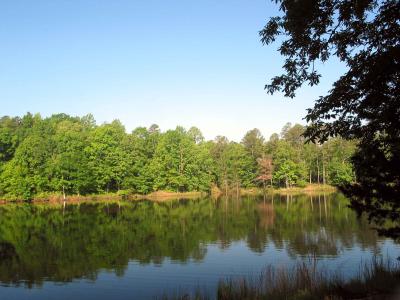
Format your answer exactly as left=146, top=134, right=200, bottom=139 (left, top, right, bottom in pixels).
left=0, top=193, right=398, bottom=299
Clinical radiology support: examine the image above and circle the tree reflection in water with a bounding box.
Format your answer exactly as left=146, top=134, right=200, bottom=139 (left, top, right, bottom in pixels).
left=0, top=193, right=389, bottom=287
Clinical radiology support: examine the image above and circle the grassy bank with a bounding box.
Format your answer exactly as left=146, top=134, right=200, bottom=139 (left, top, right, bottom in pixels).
left=275, top=183, right=337, bottom=194
left=0, top=184, right=336, bottom=204
left=240, top=184, right=336, bottom=196
left=136, top=191, right=206, bottom=201
left=161, top=257, right=400, bottom=300
left=0, top=190, right=206, bottom=204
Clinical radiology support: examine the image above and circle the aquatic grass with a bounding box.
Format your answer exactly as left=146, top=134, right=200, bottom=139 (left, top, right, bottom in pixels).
left=160, top=256, right=400, bottom=300
left=216, top=257, right=332, bottom=300
left=341, top=256, right=400, bottom=298
left=158, top=287, right=212, bottom=300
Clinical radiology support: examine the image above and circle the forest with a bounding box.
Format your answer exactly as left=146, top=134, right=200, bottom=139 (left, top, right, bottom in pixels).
left=0, top=113, right=356, bottom=200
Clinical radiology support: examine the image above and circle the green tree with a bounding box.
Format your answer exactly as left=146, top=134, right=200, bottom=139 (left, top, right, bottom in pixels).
left=323, top=138, right=356, bottom=186
left=210, top=136, right=230, bottom=194
left=0, top=113, right=37, bottom=166
left=85, top=120, right=130, bottom=193
left=0, top=117, right=19, bottom=164
left=124, top=126, right=160, bottom=194
left=187, top=126, right=204, bottom=144
left=241, top=128, right=265, bottom=159
left=281, top=123, right=305, bottom=148
left=261, top=0, right=399, bottom=238
left=47, top=120, right=94, bottom=197
left=225, top=142, right=255, bottom=195
left=273, top=140, right=306, bottom=188
left=149, top=127, right=212, bottom=192
left=0, top=117, right=52, bottom=199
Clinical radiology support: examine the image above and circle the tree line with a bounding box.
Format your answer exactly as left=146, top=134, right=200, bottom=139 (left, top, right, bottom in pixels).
left=0, top=113, right=356, bottom=200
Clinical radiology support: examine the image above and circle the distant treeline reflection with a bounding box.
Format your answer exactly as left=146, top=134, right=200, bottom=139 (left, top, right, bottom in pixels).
left=0, top=193, right=382, bottom=287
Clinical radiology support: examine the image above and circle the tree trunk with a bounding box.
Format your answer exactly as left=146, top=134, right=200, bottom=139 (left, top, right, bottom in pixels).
left=179, top=147, right=184, bottom=176
left=62, top=185, right=66, bottom=201
left=61, top=175, right=66, bottom=200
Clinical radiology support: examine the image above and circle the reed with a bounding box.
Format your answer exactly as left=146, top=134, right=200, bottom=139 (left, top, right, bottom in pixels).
left=160, top=256, right=400, bottom=300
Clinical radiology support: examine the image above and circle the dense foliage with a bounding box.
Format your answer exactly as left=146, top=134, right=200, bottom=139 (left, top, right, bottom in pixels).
left=261, top=0, right=399, bottom=238
left=0, top=113, right=356, bottom=200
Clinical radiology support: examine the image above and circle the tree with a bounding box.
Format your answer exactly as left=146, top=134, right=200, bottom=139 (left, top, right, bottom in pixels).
left=124, top=126, right=159, bottom=194
left=187, top=126, right=204, bottom=144
left=241, top=128, right=265, bottom=159
left=241, top=128, right=266, bottom=186
left=262, top=0, right=400, bottom=239
left=0, top=114, right=36, bottom=166
left=281, top=123, right=305, bottom=148
left=210, top=136, right=230, bottom=194
left=149, top=127, right=212, bottom=192
left=302, top=142, right=319, bottom=184
left=85, top=120, right=130, bottom=193
left=322, top=138, right=356, bottom=186
left=0, top=117, right=18, bottom=158
left=225, top=142, right=254, bottom=196
left=0, top=116, right=52, bottom=199
left=256, top=155, right=273, bottom=190
left=48, top=120, right=94, bottom=197
left=272, top=140, right=306, bottom=188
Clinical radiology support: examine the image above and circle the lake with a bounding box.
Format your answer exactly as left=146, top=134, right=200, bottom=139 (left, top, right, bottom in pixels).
left=0, top=192, right=398, bottom=299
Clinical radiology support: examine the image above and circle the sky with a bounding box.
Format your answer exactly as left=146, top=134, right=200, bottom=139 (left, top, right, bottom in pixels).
left=0, top=0, right=345, bottom=141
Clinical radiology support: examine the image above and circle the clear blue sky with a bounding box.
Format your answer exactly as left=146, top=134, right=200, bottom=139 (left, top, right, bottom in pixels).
left=0, top=0, right=344, bottom=141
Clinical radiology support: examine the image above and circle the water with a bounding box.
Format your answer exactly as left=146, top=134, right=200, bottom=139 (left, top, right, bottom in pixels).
left=0, top=192, right=398, bottom=299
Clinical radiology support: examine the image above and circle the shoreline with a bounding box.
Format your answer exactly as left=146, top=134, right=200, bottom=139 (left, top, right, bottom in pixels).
left=0, top=184, right=337, bottom=204
left=241, top=183, right=336, bottom=195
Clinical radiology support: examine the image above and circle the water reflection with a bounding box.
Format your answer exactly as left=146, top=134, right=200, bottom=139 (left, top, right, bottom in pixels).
left=0, top=193, right=392, bottom=288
